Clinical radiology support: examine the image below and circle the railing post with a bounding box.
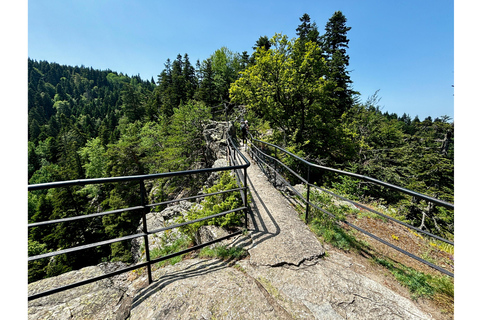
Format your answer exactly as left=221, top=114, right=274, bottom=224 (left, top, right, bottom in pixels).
left=273, top=147, right=277, bottom=188
left=243, top=166, right=248, bottom=229
left=306, top=166, right=311, bottom=224
left=140, top=180, right=153, bottom=284
left=234, top=144, right=236, bottom=163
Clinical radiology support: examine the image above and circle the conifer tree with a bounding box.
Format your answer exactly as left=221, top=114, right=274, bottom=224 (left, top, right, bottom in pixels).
left=253, top=36, right=271, bottom=51
left=196, top=58, right=217, bottom=106
left=182, top=53, right=197, bottom=101
left=296, top=13, right=320, bottom=45
left=321, top=11, right=355, bottom=116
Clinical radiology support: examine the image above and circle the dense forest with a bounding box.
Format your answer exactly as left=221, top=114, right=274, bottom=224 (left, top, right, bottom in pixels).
left=28, top=12, right=453, bottom=282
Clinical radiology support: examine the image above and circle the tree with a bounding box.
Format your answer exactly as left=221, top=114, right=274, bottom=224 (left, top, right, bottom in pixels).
left=230, top=34, right=345, bottom=161
left=157, top=58, right=176, bottom=117
left=196, top=58, right=218, bottom=106
left=253, top=35, right=271, bottom=51
left=78, top=137, right=107, bottom=179
left=210, top=47, right=242, bottom=103
left=296, top=13, right=320, bottom=45
left=121, top=83, right=145, bottom=122
left=162, top=101, right=212, bottom=172
left=320, top=11, right=356, bottom=116
left=28, top=141, right=41, bottom=180
left=182, top=53, right=197, bottom=101
left=172, top=54, right=186, bottom=106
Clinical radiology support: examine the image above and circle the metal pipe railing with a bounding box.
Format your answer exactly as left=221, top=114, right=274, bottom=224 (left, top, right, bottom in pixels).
left=28, top=136, right=250, bottom=301
left=247, top=133, right=454, bottom=277
left=249, top=135, right=453, bottom=209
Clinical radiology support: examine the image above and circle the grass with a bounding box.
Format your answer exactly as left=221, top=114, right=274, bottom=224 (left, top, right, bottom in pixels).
left=306, top=189, right=367, bottom=252
left=310, top=215, right=364, bottom=252
left=198, top=245, right=248, bottom=261
left=373, top=256, right=454, bottom=310
left=297, top=187, right=454, bottom=314
left=150, top=236, right=190, bottom=268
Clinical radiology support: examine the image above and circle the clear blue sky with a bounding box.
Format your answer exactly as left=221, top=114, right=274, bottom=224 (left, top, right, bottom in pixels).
left=27, top=0, right=454, bottom=121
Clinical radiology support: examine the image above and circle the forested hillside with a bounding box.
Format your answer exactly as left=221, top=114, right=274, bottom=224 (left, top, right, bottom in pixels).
left=28, top=11, right=453, bottom=283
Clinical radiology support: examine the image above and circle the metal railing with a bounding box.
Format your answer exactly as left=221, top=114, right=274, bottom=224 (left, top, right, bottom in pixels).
left=246, top=133, right=454, bottom=278
left=28, top=136, right=250, bottom=301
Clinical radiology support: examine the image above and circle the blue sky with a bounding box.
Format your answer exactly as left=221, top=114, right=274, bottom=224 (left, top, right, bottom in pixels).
left=27, top=0, right=454, bottom=121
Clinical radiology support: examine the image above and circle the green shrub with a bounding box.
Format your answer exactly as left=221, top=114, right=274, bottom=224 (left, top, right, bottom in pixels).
left=177, top=172, right=243, bottom=239
left=331, top=175, right=368, bottom=201
left=310, top=215, right=362, bottom=251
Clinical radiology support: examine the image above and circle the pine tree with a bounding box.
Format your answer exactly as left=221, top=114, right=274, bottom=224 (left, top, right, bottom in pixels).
left=121, top=83, right=145, bottom=122
left=253, top=36, right=271, bottom=51
left=196, top=58, right=217, bottom=106
left=182, top=53, right=197, bottom=101
left=295, top=13, right=320, bottom=45
left=321, top=11, right=355, bottom=116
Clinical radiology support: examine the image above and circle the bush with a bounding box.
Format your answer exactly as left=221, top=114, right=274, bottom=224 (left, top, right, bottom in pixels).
left=177, top=172, right=243, bottom=239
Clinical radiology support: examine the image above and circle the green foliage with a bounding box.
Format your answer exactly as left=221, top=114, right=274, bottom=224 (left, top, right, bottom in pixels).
left=28, top=240, right=51, bottom=282
left=296, top=13, right=320, bottom=45
left=305, top=188, right=364, bottom=251
left=373, top=257, right=453, bottom=302
left=27, top=12, right=453, bottom=285
left=78, top=137, right=107, bottom=178
left=177, top=172, right=243, bottom=240
left=308, top=203, right=363, bottom=252
left=321, top=11, right=356, bottom=116
left=199, top=245, right=247, bottom=261
left=44, top=255, right=72, bottom=278
left=121, top=83, right=146, bottom=122
left=340, top=95, right=454, bottom=238
left=230, top=33, right=351, bottom=164
left=161, top=100, right=212, bottom=172
left=330, top=175, right=368, bottom=201
left=310, top=217, right=358, bottom=251
left=150, top=236, right=190, bottom=268
left=110, top=241, right=134, bottom=263
left=210, top=47, right=244, bottom=102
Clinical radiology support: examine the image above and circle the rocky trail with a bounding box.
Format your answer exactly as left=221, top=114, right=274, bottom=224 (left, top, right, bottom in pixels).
left=28, top=146, right=444, bottom=319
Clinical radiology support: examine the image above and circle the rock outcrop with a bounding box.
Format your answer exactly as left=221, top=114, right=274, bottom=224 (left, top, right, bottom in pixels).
left=131, top=201, right=201, bottom=263
left=203, top=120, right=232, bottom=165
left=27, top=122, right=440, bottom=319
left=27, top=262, right=148, bottom=320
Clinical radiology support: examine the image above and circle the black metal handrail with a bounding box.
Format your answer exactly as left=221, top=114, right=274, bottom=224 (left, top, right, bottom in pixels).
left=247, top=133, right=454, bottom=277
left=28, top=136, right=250, bottom=301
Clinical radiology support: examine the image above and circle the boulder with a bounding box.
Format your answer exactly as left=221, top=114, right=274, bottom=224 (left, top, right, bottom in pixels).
left=131, top=201, right=201, bottom=263
left=203, top=158, right=229, bottom=189
left=332, top=198, right=358, bottom=211
left=203, top=120, right=230, bottom=162
left=194, top=225, right=230, bottom=247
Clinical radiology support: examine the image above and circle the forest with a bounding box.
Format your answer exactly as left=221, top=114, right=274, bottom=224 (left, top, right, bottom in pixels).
left=28, top=12, right=454, bottom=283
